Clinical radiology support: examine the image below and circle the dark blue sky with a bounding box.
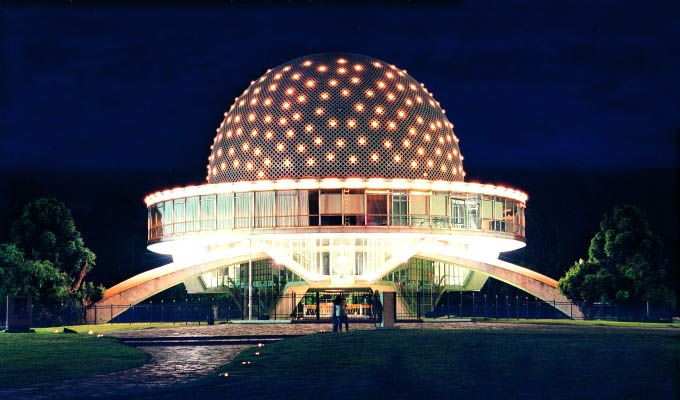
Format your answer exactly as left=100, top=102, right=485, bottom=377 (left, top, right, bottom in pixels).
left=2, top=1, right=678, bottom=174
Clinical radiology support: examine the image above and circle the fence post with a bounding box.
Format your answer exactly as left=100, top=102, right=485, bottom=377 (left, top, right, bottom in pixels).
left=495, top=295, right=498, bottom=320
left=94, top=305, right=97, bottom=325
left=416, top=292, right=421, bottom=320
left=484, top=294, right=487, bottom=318
left=516, top=296, right=519, bottom=320
left=460, top=292, right=463, bottom=317
left=447, top=292, right=451, bottom=319
left=472, top=292, right=475, bottom=318
left=130, top=305, right=133, bottom=325
left=315, top=292, right=320, bottom=321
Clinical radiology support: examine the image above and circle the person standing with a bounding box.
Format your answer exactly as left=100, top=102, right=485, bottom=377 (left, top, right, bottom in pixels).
left=332, top=295, right=341, bottom=332
left=340, top=294, right=349, bottom=331
left=372, top=290, right=383, bottom=327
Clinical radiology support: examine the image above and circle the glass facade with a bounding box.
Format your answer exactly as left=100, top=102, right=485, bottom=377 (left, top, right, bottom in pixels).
left=148, top=189, right=525, bottom=240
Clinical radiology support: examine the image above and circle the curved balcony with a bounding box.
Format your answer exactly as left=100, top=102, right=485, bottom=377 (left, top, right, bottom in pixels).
left=145, top=179, right=527, bottom=253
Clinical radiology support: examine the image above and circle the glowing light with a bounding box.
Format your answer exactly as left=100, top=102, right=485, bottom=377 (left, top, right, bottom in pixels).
left=263, top=98, right=272, bottom=106
left=427, top=160, right=434, bottom=168
left=291, top=73, right=301, bottom=80
left=416, top=116, right=424, bottom=125
left=236, top=127, right=243, bottom=136
left=217, top=148, right=223, bottom=157
left=377, top=81, right=386, bottom=89
left=336, top=138, right=346, bottom=148
left=276, top=143, right=285, bottom=152
left=393, top=153, right=401, bottom=162
left=314, top=136, right=323, bottom=145
left=234, top=115, right=241, bottom=123
left=410, top=160, right=418, bottom=169
left=387, top=121, right=397, bottom=131
left=250, top=98, right=257, bottom=106
left=292, top=112, right=301, bottom=121
left=350, top=76, right=360, bottom=84
left=349, top=155, right=358, bottom=164
left=279, top=117, right=288, bottom=126
left=373, top=61, right=382, bottom=68
left=341, top=88, right=350, bottom=97
left=408, top=127, right=417, bottom=136
left=337, top=58, right=347, bottom=64
left=286, top=129, right=295, bottom=138
left=416, top=96, right=423, bottom=104
left=383, top=140, right=392, bottom=149
left=328, top=118, right=338, bottom=128
left=326, top=152, right=335, bottom=161
left=365, top=89, right=375, bottom=97
left=354, top=103, right=364, bottom=112
left=353, top=64, right=363, bottom=71
left=246, top=162, right=253, bottom=171
left=297, top=144, right=306, bottom=153
left=274, top=73, right=282, bottom=80
left=305, top=80, right=316, bottom=88
left=386, top=72, right=394, bottom=79
left=318, top=65, right=327, bottom=72
left=424, top=134, right=431, bottom=142
left=306, top=124, right=315, bottom=133
left=346, top=118, right=357, bottom=128
left=297, top=95, right=307, bottom=103
left=329, top=79, right=338, bottom=87
left=403, top=139, right=411, bottom=148
left=257, top=171, right=264, bottom=179
left=282, top=101, right=291, bottom=110
left=228, top=147, right=235, bottom=156
left=337, top=67, right=347, bottom=74
left=233, top=159, right=240, bottom=168
left=303, top=60, right=313, bottom=66
left=447, top=153, right=453, bottom=161
left=358, top=136, right=367, bottom=146
left=263, top=158, right=271, bottom=166
left=374, top=105, right=384, bottom=115
left=396, top=83, right=405, bottom=91
left=241, top=142, right=250, bottom=152
left=220, top=162, right=226, bottom=170
left=435, top=148, right=442, bottom=156
left=417, top=147, right=425, bottom=156
left=370, top=153, right=379, bottom=162
left=429, top=122, right=437, bottom=131
left=248, top=113, right=256, bottom=122
left=370, top=120, right=380, bottom=129
left=254, top=147, right=262, bottom=156
left=286, top=87, right=295, bottom=95
left=264, top=115, right=273, bottom=123
left=440, top=164, right=447, bottom=172
left=265, top=130, right=273, bottom=140
left=397, top=110, right=406, bottom=119
left=269, top=84, right=278, bottom=91
left=320, top=92, right=330, bottom=100
left=283, top=158, right=291, bottom=167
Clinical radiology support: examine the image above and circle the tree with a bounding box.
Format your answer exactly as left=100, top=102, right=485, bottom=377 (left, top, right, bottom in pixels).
left=0, top=198, right=105, bottom=306
left=558, top=204, right=674, bottom=307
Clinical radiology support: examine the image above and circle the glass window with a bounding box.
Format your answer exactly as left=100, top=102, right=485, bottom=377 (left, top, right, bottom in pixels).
left=217, top=193, right=233, bottom=230
left=200, top=195, right=216, bottom=231
left=299, top=190, right=311, bottom=226
left=255, top=191, right=275, bottom=228
left=450, top=197, right=466, bottom=228
left=343, top=190, right=365, bottom=226
left=466, top=194, right=480, bottom=229
left=234, top=192, right=253, bottom=229
left=276, top=190, right=298, bottom=227
left=410, top=193, right=429, bottom=227
left=366, top=192, right=387, bottom=226
left=431, top=193, right=448, bottom=228
left=163, top=200, right=173, bottom=235
left=391, top=192, right=408, bottom=226
left=173, top=199, right=185, bottom=233
left=320, top=190, right=341, bottom=225
left=186, top=197, right=199, bottom=232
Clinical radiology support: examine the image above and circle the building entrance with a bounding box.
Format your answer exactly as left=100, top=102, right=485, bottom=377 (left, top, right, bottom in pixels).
left=292, top=288, right=375, bottom=322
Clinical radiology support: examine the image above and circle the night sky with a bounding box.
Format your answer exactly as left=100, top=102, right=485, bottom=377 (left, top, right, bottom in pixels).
left=1, top=2, right=679, bottom=290
left=2, top=1, right=678, bottom=174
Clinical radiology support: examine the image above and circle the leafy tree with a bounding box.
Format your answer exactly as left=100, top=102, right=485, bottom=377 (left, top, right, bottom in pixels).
left=558, top=204, right=674, bottom=307
left=0, top=198, right=105, bottom=306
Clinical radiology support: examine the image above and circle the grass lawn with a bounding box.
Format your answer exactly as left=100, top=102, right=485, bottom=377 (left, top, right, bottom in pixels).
left=34, top=322, right=204, bottom=334
left=471, top=318, right=680, bottom=329
left=0, top=332, right=149, bottom=388
left=143, top=328, right=680, bottom=400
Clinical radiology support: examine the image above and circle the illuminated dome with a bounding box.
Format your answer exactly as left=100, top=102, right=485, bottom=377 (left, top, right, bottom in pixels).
left=207, top=53, right=465, bottom=183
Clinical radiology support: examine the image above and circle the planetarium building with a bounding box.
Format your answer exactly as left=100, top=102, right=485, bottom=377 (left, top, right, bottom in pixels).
left=97, top=53, right=577, bottom=321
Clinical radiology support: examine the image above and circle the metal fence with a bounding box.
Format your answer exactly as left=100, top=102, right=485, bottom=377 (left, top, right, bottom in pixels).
left=1, top=294, right=675, bottom=328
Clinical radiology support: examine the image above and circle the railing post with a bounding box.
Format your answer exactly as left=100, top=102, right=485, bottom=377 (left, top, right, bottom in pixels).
left=459, top=292, right=463, bottom=317
left=94, top=305, right=97, bottom=325
left=416, top=292, right=421, bottom=320
left=484, top=294, right=487, bottom=318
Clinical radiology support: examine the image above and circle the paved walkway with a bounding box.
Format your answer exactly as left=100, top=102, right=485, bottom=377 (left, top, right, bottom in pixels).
left=0, top=321, right=675, bottom=399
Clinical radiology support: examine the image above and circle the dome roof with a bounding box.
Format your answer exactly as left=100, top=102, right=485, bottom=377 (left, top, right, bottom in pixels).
left=207, top=53, right=465, bottom=183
